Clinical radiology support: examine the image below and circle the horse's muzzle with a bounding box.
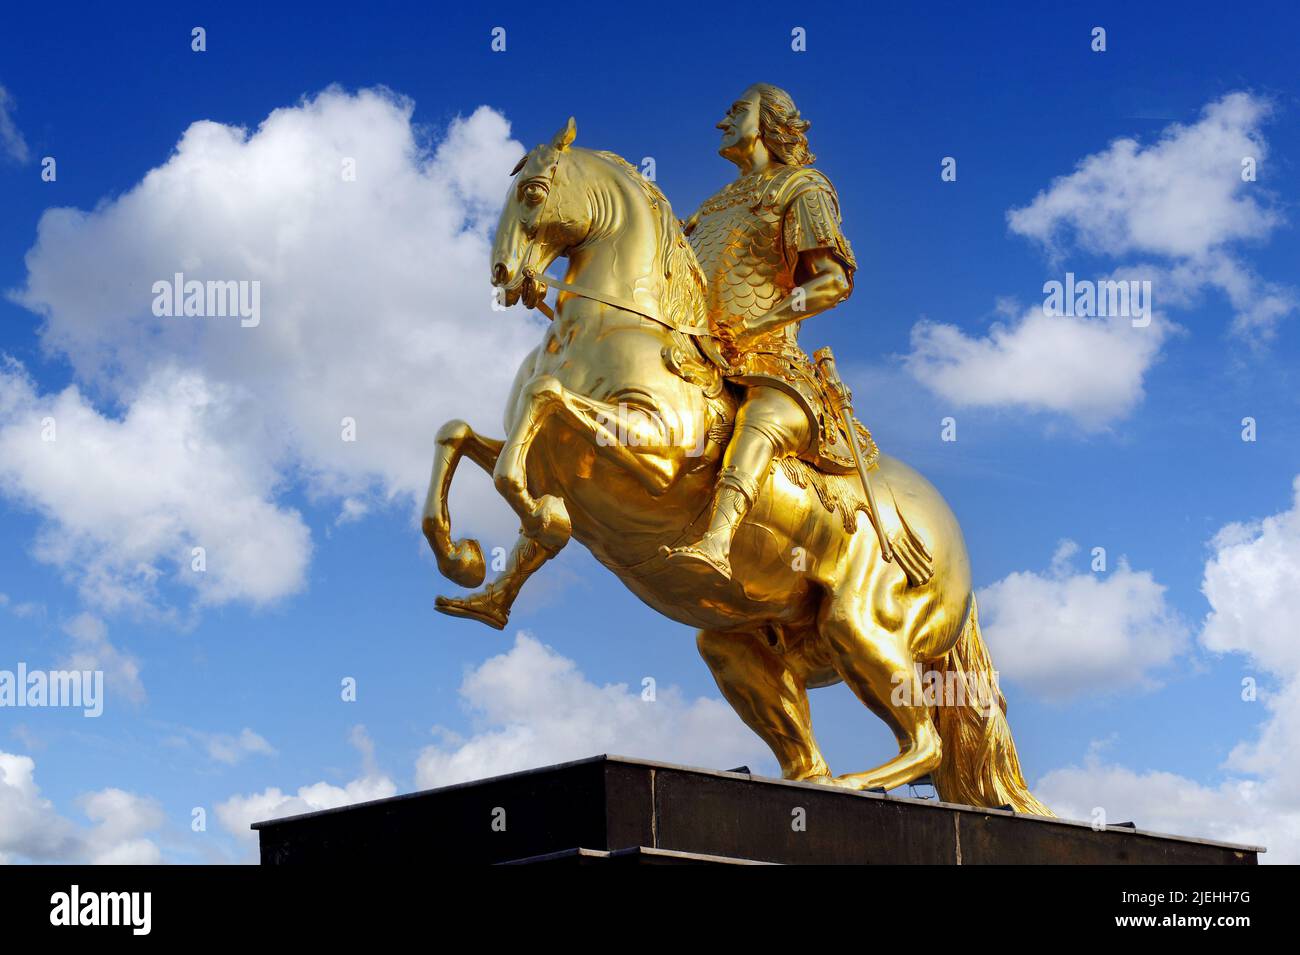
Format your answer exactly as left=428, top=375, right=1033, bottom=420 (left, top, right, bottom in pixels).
left=491, top=263, right=524, bottom=307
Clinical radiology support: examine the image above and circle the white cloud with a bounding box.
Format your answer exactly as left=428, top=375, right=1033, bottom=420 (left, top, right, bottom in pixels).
left=979, top=540, right=1189, bottom=699
left=0, top=751, right=164, bottom=864
left=3, top=86, right=536, bottom=612
left=201, top=728, right=277, bottom=766
left=215, top=723, right=393, bottom=846
left=415, top=633, right=770, bottom=788
left=348, top=724, right=381, bottom=777
left=1201, top=476, right=1300, bottom=677
left=1008, top=93, right=1278, bottom=259
left=0, top=85, right=29, bottom=163
left=59, top=612, right=145, bottom=705
left=905, top=307, right=1172, bottom=429
left=76, top=788, right=166, bottom=864
left=0, top=751, right=77, bottom=862
left=907, top=93, right=1291, bottom=424
left=1200, top=476, right=1300, bottom=804
left=1036, top=756, right=1281, bottom=858
left=1007, top=92, right=1293, bottom=337
left=216, top=774, right=397, bottom=848
left=0, top=360, right=311, bottom=612
left=218, top=635, right=769, bottom=853
left=1036, top=478, right=1300, bottom=862
left=162, top=724, right=277, bottom=766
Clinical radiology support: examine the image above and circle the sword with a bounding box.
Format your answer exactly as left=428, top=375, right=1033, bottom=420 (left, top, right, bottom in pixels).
left=812, top=346, right=894, bottom=564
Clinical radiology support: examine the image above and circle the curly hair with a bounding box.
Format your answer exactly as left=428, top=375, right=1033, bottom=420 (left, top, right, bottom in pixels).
left=748, top=83, right=815, bottom=166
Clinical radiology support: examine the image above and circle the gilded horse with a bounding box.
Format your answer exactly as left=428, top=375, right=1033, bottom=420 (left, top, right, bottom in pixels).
left=421, top=119, right=1050, bottom=814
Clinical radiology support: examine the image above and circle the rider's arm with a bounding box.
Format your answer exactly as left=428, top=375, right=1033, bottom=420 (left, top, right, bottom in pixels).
left=734, top=251, right=850, bottom=345
left=732, top=184, right=856, bottom=348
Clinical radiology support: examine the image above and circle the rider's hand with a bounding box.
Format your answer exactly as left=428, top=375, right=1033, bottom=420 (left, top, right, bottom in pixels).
left=714, top=320, right=742, bottom=364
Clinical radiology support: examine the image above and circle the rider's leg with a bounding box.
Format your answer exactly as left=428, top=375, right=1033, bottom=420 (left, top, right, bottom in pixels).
left=664, top=386, right=809, bottom=579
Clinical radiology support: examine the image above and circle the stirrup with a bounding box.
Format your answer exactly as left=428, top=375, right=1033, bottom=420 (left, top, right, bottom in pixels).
left=660, top=542, right=733, bottom=581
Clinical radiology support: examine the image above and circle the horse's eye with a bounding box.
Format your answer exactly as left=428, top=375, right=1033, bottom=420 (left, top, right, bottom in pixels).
left=522, top=183, right=547, bottom=205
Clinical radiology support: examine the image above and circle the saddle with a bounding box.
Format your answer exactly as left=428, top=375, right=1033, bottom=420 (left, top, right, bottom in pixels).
left=664, top=333, right=877, bottom=477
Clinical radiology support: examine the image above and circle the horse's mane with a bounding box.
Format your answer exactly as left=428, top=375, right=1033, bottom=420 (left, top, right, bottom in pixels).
left=591, top=150, right=708, bottom=333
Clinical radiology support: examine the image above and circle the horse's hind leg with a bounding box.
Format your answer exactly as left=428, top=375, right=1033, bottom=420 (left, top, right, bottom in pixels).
left=816, top=593, right=942, bottom=792
left=697, top=629, right=830, bottom=781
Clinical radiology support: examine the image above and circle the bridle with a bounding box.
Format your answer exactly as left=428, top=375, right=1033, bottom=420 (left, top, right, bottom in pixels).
left=497, top=149, right=701, bottom=334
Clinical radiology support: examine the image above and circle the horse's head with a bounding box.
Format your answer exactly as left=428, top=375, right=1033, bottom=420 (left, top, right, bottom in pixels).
left=491, top=117, right=591, bottom=309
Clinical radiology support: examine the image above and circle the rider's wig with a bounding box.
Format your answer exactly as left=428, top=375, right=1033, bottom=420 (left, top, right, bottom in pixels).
left=749, top=83, right=815, bottom=166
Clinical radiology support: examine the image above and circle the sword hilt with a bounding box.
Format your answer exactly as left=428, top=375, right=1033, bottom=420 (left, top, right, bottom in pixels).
left=812, top=346, right=851, bottom=413
left=812, top=346, right=895, bottom=565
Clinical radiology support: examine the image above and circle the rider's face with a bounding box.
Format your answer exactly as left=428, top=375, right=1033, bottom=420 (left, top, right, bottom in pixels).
left=717, top=89, right=762, bottom=167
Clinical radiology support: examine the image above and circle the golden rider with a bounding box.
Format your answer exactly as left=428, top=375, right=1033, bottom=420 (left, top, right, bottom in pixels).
left=664, top=83, right=857, bottom=580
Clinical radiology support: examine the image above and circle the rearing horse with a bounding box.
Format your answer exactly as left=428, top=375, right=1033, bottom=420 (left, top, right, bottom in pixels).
left=421, top=118, right=1050, bottom=814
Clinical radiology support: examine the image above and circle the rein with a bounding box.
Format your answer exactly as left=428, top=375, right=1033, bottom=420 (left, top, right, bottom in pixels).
left=524, top=272, right=665, bottom=327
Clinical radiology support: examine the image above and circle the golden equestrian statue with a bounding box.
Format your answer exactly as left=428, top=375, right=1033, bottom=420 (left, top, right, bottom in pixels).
left=421, top=84, right=1051, bottom=814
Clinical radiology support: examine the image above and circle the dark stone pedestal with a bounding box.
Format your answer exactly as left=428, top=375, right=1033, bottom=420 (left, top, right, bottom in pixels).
left=253, top=755, right=1260, bottom=865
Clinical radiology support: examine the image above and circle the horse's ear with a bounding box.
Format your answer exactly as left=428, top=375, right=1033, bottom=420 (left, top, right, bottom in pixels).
left=552, top=116, right=577, bottom=151
left=509, top=153, right=528, bottom=176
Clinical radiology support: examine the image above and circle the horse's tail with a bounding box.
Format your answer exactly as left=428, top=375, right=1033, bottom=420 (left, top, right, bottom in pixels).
left=930, top=595, right=1053, bottom=816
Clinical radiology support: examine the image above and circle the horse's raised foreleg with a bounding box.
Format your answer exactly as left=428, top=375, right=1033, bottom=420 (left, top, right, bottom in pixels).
left=435, top=535, right=560, bottom=630
left=423, top=418, right=563, bottom=630
left=493, top=377, right=688, bottom=540
left=422, top=419, right=504, bottom=587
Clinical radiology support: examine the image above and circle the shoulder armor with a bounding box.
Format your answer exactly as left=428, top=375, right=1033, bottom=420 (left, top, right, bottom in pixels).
left=761, top=165, right=835, bottom=211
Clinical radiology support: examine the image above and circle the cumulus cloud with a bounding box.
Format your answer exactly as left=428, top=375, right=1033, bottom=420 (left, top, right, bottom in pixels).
left=215, top=775, right=397, bottom=849
left=1036, top=756, right=1278, bottom=857
left=0, top=360, right=311, bottom=612
left=0, top=752, right=164, bottom=864
left=1201, top=476, right=1300, bottom=677
left=215, top=724, right=394, bottom=848
left=1037, top=479, right=1300, bottom=862
left=907, top=93, right=1291, bottom=425
left=1200, top=476, right=1300, bottom=805
left=415, top=633, right=770, bottom=788
left=58, top=613, right=145, bottom=705
left=75, top=788, right=166, bottom=864
left=979, top=540, right=1189, bottom=700
left=1008, top=92, right=1293, bottom=338
left=0, top=85, right=29, bottom=163
left=0, top=752, right=75, bottom=863
left=905, top=306, right=1172, bottom=429
left=3, top=86, right=537, bottom=613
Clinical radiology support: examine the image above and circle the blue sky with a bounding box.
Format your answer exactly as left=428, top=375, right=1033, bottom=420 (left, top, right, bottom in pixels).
left=1, top=1, right=1298, bottom=862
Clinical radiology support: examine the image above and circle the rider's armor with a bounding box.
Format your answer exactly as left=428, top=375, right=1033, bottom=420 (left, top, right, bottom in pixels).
left=685, top=165, right=870, bottom=472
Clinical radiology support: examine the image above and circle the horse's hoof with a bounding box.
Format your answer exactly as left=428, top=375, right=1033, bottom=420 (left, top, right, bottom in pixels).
left=662, top=543, right=732, bottom=581
left=435, top=594, right=509, bottom=631
left=806, top=774, right=862, bottom=791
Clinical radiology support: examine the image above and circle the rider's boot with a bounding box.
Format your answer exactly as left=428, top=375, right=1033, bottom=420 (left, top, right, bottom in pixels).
left=662, top=421, right=775, bottom=580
